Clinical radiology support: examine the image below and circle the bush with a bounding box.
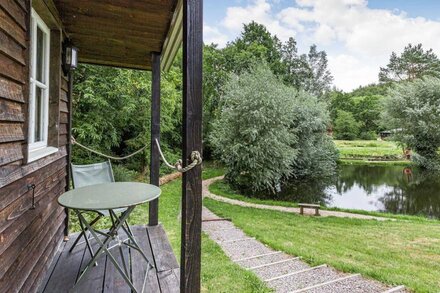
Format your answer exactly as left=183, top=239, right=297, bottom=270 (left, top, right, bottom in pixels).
left=210, top=64, right=337, bottom=193
left=384, top=77, right=440, bottom=169
left=334, top=110, right=360, bottom=140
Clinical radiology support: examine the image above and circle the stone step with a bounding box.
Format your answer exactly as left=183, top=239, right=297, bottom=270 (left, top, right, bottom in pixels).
left=202, top=220, right=235, bottom=231
left=236, top=251, right=290, bottom=268
left=251, top=258, right=310, bottom=280
left=222, top=239, right=273, bottom=260
left=382, top=285, right=407, bottom=293
left=267, top=265, right=345, bottom=293
left=296, top=273, right=388, bottom=293
left=204, top=227, right=248, bottom=242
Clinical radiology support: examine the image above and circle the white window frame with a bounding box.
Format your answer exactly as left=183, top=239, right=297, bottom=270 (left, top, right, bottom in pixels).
left=28, top=9, right=57, bottom=162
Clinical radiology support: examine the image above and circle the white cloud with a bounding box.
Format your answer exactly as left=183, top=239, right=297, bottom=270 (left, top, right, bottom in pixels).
left=222, top=0, right=297, bottom=41
left=204, top=24, right=229, bottom=47
left=212, top=0, right=440, bottom=91
left=279, top=0, right=440, bottom=90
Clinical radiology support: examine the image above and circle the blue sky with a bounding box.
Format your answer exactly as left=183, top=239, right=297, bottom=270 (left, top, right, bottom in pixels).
left=203, top=0, right=440, bottom=91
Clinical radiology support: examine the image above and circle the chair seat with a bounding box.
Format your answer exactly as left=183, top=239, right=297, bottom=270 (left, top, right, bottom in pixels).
left=96, top=208, right=128, bottom=217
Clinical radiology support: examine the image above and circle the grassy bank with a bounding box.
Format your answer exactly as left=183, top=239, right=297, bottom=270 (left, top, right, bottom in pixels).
left=70, top=165, right=269, bottom=292
left=205, top=198, right=440, bottom=293
left=335, top=140, right=411, bottom=165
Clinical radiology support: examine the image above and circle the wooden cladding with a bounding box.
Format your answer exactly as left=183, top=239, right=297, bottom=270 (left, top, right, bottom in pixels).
left=0, top=1, right=69, bottom=292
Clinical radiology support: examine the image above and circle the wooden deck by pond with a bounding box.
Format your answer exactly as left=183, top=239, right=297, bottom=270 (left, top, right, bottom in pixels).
left=39, top=225, right=179, bottom=293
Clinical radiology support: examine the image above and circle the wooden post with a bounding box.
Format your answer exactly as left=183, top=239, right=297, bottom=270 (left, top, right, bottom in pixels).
left=181, top=0, right=203, bottom=292
left=64, top=70, right=73, bottom=239
left=149, top=52, right=161, bottom=226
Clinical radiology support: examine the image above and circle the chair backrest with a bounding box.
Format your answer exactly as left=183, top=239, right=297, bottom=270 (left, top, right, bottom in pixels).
left=71, top=160, right=115, bottom=189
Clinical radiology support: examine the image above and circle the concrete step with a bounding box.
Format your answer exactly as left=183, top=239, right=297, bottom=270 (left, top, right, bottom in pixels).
left=236, top=251, right=291, bottom=268
left=297, top=273, right=388, bottom=293
left=251, top=258, right=310, bottom=280
left=222, top=238, right=273, bottom=260
left=267, top=265, right=345, bottom=293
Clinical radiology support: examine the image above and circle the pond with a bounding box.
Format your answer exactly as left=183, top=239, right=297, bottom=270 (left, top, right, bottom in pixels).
left=277, top=165, right=440, bottom=218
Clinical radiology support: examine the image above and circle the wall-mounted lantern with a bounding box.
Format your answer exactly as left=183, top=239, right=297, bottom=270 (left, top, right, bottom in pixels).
left=62, top=41, right=78, bottom=75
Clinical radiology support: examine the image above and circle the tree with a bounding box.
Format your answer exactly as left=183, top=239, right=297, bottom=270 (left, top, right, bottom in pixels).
left=333, top=110, right=360, bottom=140
left=379, top=43, right=440, bottom=83
left=210, top=64, right=337, bottom=193
left=384, top=77, right=440, bottom=169
left=301, top=45, right=333, bottom=98
left=281, top=37, right=310, bottom=90
left=223, top=21, right=284, bottom=76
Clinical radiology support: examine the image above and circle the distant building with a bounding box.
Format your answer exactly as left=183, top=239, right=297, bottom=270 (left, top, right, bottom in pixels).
left=380, top=128, right=402, bottom=140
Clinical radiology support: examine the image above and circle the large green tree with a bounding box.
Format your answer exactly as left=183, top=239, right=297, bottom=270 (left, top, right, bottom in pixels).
left=210, top=64, right=337, bottom=193
left=379, top=43, right=440, bottom=83
left=384, top=77, right=440, bottom=169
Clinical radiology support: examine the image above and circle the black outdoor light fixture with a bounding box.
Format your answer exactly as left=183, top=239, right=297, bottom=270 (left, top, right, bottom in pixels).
left=62, top=41, right=78, bottom=75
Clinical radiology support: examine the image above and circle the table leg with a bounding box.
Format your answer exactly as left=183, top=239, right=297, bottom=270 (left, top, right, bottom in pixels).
left=74, top=207, right=138, bottom=292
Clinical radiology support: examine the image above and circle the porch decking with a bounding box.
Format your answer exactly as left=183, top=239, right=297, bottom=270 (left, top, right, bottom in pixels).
left=39, top=225, right=179, bottom=293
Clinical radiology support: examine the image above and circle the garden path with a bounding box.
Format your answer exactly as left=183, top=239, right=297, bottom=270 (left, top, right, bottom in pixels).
left=201, top=207, right=406, bottom=293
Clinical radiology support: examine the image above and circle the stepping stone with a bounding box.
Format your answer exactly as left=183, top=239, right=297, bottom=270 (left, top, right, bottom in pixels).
left=300, top=274, right=388, bottom=293
left=267, top=265, right=345, bottom=293
left=222, top=239, right=273, bottom=260
left=236, top=252, right=292, bottom=268
left=251, top=258, right=310, bottom=280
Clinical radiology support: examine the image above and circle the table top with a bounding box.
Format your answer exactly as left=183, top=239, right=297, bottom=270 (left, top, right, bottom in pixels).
left=58, top=182, right=161, bottom=211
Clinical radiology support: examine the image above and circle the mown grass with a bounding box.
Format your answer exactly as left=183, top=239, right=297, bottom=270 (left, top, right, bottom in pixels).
left=205, top=198, right=440, bottom=293
left=335, top=140, right=406, bottom=162
left=70, top=165, right=269, bottom=293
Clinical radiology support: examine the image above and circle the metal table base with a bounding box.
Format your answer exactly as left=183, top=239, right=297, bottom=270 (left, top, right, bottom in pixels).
left=73, top=207, right=153, bottom=292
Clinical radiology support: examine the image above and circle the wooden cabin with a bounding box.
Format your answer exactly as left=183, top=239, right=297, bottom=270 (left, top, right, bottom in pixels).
left=0, top=0, right=203, bottom=292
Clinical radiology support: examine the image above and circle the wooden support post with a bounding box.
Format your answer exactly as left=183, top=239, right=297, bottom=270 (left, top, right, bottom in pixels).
left=181, top=0, right=203, bottom=292
left=64, top=70, right=73, bottom=239
left=149, top=52, right=161, bottom=226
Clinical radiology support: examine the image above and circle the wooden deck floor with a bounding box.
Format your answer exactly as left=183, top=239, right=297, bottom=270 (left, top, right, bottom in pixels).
left=39, top=225, right=179, bottom=293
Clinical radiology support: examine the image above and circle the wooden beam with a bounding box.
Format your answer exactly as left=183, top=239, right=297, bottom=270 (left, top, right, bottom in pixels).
left=149, top=52, right=161, bottom=226
left=161, top=0, right=183, bottom=71
left=180, top=0, right=203, bottom=292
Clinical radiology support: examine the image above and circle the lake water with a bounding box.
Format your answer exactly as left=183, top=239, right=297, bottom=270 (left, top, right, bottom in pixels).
left=278, top=165, right=440, bottom=218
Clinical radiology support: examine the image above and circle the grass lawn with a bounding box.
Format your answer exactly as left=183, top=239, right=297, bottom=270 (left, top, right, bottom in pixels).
left=204, top=198, right=440, bottom=293
left=70, top=164, right=269, bottom=293
left=335, top=140, right=409, bottom=165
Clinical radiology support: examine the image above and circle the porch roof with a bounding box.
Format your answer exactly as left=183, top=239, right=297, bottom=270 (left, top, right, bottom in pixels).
left=54, top=0, right=182, bottom=71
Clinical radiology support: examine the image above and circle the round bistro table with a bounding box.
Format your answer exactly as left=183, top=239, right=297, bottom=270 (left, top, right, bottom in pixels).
left=58, top=182, right=161, bottom=293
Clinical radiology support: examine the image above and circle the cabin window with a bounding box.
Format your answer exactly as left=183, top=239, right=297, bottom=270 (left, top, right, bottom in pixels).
left=28, top=9, right=57, bottom=162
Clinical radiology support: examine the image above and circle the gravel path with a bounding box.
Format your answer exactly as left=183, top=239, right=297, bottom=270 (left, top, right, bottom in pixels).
left=203, top=176, right=392, bottom=221
left=202, top=177, right=407, bottom=292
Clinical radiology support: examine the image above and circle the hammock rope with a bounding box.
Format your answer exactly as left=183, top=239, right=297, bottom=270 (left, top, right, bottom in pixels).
left=71, top=136, right=202, bottom=173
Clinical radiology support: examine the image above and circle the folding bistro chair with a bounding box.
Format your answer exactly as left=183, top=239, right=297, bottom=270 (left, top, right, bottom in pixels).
left=69, top=160, right=127, bottom=256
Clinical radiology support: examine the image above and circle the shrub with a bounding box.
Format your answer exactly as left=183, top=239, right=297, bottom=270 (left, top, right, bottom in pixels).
left=210, top=64, right=337, bottom=193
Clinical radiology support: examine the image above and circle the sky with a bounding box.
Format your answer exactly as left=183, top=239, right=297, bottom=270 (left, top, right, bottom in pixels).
left=203, top=0, right=440, bottom=92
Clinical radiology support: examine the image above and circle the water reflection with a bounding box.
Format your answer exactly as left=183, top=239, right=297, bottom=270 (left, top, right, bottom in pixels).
left=276, top=165, right=440, bottom=218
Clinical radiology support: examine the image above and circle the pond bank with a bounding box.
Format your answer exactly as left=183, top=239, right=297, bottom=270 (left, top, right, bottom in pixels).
left=203, top=176, right=391, bottom=221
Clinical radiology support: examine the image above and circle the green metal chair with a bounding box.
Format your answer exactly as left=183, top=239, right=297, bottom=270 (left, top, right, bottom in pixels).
left=69, top=161, right=127, bottom=255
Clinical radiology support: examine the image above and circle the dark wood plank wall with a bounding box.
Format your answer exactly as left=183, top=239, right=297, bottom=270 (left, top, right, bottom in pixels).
left=0, top=0, right=69, bottom=292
